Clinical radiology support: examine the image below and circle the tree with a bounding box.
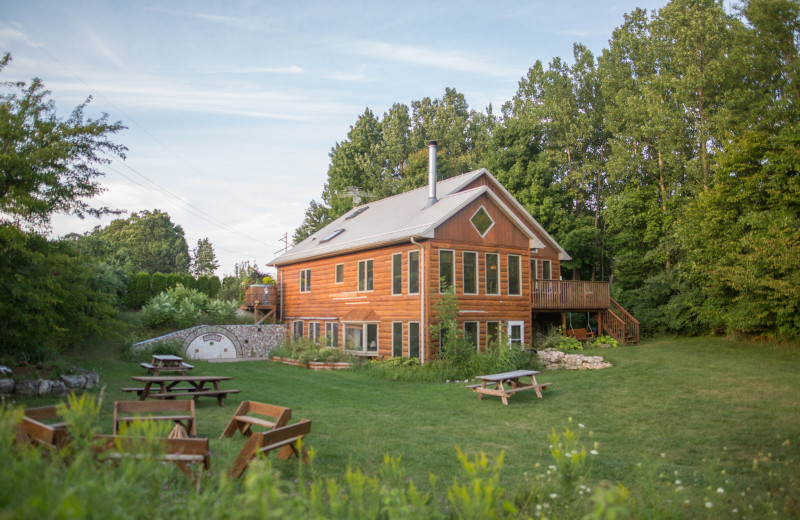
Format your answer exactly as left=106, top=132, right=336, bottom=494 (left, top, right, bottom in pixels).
left=0, top=53, right=126, bottom=231
left=97, top=209, right=190, bottom=274
left=190, top=237, right=219, bottom=276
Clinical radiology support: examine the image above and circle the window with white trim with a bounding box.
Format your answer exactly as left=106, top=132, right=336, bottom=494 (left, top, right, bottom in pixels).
left=408, top=322, right=420, bottom=359
left=299, top=269, right=311, bottom=292
left=508, top=255, right=521, bottom=296
left=408, top=251, right=419, bottom=294
left=486, top=253, right=499, bottom=295
left=439, top=249, right=454, bottom=292
left=309, top=322, right=321, bottom=343
left=325, top=322, right=338, bottom=348
left=335, top=264, right=344, bottom=284
left=392, top=322, right=403, bottom=357
left=344, top=323, right=378, bottom=353
left=487, top=321, right=502, bottom=349
left=464, top=321, right=479, bottom=351
left=470, top=206, right=494, bottom=237
left=463, top=251, right=478, bottom=295
left=531, top=258, right=538, bottom=280
left=292, top=321, right=303, bottom=341
left=392, top=253, right=403, bottom=295
left=542, top=259, right=552, bottom=280
left=358, top=260, right=373, bottom=292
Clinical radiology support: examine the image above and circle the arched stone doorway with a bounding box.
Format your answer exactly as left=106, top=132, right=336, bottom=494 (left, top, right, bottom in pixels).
left=183, top=326, right=242, bottom=360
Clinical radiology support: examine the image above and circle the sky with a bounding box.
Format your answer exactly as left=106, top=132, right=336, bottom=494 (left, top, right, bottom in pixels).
left=1, top=0, right=672, bottom=277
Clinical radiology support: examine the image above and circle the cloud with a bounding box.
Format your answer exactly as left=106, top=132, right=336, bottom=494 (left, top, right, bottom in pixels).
left=341, top=40, right=519, bottom=78
left=197, top=65, right=304, bottom=75
left=0, top=24, right=41, bottom=48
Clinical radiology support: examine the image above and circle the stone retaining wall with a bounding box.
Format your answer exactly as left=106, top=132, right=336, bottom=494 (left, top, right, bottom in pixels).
left=0, top=368, right=100, bottom=397
left=134, top=324, right=287, bottom=360
left=537, top=348, right=612, bottom=370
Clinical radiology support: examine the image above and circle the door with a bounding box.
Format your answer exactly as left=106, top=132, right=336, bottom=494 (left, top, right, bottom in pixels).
left=508, top=321, right=524, bottom=346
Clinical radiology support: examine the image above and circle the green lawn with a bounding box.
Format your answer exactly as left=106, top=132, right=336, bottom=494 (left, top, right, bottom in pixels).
left=13, top=336, right=800, bottom=515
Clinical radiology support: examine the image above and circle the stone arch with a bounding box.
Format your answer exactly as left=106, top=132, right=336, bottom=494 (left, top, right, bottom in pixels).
left=183, top=325, right=243, bottom=360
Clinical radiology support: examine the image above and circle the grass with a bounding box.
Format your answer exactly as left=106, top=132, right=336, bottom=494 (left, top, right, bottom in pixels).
left=8, top=336, right=800, bottom=514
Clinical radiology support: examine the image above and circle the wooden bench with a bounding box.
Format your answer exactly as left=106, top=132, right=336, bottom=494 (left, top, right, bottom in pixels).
left=565, top=328, right=595, bottom=341
left=113, top=400, right=197, bottom=436
left=16, top=405, right=70, bottom=449
left=93, top=434, right=210, bottom=490
left=146, top=389, right=241, bottom=407
left=227, top=419, right=312, bottom=479
left=220, top=401, right=292, bottom=439
left=467, top=381, right=551, bottom=393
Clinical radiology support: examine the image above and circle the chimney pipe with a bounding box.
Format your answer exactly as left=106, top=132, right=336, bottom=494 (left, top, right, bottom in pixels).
left=427, top=140, right=437, bottom=206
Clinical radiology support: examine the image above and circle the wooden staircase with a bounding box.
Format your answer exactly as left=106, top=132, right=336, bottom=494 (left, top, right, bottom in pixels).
left=600, top=298, right=640, bottom=345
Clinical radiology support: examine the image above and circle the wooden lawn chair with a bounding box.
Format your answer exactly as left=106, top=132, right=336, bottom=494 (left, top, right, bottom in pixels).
left=219, top=400, right=292, bottom=439
left=227, top=419, right=312, bottom=479
left=15, top=405, right=70, bottom=449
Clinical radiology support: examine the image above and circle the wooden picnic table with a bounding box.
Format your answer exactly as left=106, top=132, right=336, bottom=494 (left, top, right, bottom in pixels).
left=141, top=354, right=194, bottom=375
left=123, top=375, right=239, bottom=406
left=469, top=369, right=551, bottom=406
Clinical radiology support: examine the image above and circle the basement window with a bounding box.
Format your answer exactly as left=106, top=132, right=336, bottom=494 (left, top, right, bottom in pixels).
left=470, top=206, right=494, bottom=237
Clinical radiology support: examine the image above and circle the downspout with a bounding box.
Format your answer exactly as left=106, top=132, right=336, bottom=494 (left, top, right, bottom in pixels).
left=278, top=268, right=283, bottom=322
left=410, top=237, right=425, bottom=364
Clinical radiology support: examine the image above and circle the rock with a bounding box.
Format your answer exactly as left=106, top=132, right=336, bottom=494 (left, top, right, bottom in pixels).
left=61, top=374, right=86, bottom=389
left=50, top=380, right=67, bottom=397
left=0, top=378, right=14, bottom=394
left=15, top=380, right=39, bottom=396
left=536, top=348, right=611, bottom=370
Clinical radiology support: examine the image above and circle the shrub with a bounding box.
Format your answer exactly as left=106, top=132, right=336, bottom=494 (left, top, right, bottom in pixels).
left=166, top=272, right=182, bottom=289
left=206, top=299, right=237, bottom=322
left=196, top=275, right=210, bottom=296
left=125, top=271, right=151, bottom=309
left=590, top=335, right=619, bottom=349
left=181, top=273, right=195, bottom=289
left=538, top=328, right=583, bottom=351
left=140, top=292, right=176, bottom=329
left=151, top=272, right=167, bottom=296
left=208, top=275, right=221, bottom=298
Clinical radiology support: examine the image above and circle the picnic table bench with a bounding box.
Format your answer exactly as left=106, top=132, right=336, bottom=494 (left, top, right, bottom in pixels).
left=93, top=434, right=210, bottom=490
left=141, top=354, right=194, bottom=375
left=123, top=375, right=239, bottom=406
left=112, top=399, right=197, bottom=436
left=15, top=405, right=71, bottom=449
left=469, top=370, right=552, bottom=405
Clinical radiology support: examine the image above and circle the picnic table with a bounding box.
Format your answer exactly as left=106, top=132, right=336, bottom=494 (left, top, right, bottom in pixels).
left=122, top=375, right=240, bottom=406
left=141, top=354, right=194, bottom=375
left=469, top=369, right=551, bottom=406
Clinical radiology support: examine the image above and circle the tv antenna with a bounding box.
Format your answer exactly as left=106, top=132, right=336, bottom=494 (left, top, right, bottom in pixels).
left=341, top=186, right=370, bottom=205
left=275, top=232, right=289, bottom=255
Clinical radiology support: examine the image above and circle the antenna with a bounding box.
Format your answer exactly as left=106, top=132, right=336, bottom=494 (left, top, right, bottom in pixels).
left=341, top=186, right=370, bottom=205
left=275, top=232, right=289, bottom=255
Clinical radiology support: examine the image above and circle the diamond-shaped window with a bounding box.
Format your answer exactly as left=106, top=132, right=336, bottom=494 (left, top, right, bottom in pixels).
left=470, top=207, right=494, bottom=237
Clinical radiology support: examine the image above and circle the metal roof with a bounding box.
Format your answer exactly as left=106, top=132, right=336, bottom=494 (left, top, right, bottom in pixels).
left=269, top=169, right=570, bottom=266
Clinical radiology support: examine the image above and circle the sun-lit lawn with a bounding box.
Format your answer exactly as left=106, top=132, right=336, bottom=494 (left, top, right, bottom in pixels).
left=12, top=335, right=800, bottom=516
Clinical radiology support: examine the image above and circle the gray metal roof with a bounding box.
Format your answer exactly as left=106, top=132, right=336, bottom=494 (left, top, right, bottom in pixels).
left=269, top=169, right=569, bottom=266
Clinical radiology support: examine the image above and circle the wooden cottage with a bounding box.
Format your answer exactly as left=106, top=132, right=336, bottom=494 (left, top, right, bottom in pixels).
left=269, top=142, right=638, bottom=362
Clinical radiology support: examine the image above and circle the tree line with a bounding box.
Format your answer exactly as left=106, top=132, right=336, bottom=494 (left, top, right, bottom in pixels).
left=294, top=0, right=800, bottom=340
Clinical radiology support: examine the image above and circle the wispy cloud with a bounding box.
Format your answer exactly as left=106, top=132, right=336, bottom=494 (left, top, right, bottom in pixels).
left=84, top=30, right=124, bottom=69
left=341, top=40, right=518, bottom=78
left=196, top=65, right=304, bottom=75
left=141, top=7, right=256, bottom=29
left=0, top=24, right=41, bottom=47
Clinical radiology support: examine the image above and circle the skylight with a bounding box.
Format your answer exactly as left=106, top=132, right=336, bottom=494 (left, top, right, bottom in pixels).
left=320, top=229, right=345, bottom=243
left=345, top=206, right=369, bottom=219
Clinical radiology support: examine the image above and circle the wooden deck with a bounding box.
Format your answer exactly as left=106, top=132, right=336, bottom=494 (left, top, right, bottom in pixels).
left=531, top=280, right=610, bottom=310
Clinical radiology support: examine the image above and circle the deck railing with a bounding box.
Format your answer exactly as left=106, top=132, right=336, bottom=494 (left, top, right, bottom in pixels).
left=531, top=280, right=610, bottom=310
left=244, top=284, right=278, bottom=308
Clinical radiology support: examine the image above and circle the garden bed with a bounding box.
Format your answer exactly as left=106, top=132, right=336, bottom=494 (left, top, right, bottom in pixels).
left=270, top=357, right=351, bottom=370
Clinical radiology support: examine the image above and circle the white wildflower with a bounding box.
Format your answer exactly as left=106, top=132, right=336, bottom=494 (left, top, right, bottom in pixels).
left=717, top=487, right=725, bottom=494
left=590, top=449, right=599, bottom=456
left=705, top=501, right=713, bottom=509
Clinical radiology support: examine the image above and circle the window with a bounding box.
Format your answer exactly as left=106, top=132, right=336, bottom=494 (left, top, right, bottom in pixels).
left=470, top=206, right=494, bottom=237
left=408, top=251, right=420, bottom=294
left=487, top=321, right=502, bottom=349
left=392, top=322, right=403, bottom=357
left=335, top=264, right=344, bottom=284
left=408, top=322, right=420, bottom=359
left=300, top=269, right=311, bottom=292
left=463, top=251, right=478, bottom=295
left=439, top=249, right=454, bottom=292
left=531, top=258, right=538, bottom=280
left=292, top=321, right=303, bottom=341
left=392, top=253, right=403, bottom=295
left=345, top=206, right=369, bottom=219
left=508, top=321, right=524, bottom=346
left=320, top=229, right=344, bottom=243
left=325, top=322, right=338, bottom=348
left=358, top=259, right=373, bottom=292
left=508, top=255, right=521, bottom=296
left=486, top=253, right=499, bottom=295
left=464, top=321, right=479, bottom=351
left=542, top=259, right=552, bottom=280
left=309, top=322, right=321, bottom=343
left=345, top=323, right=378, bottom=353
